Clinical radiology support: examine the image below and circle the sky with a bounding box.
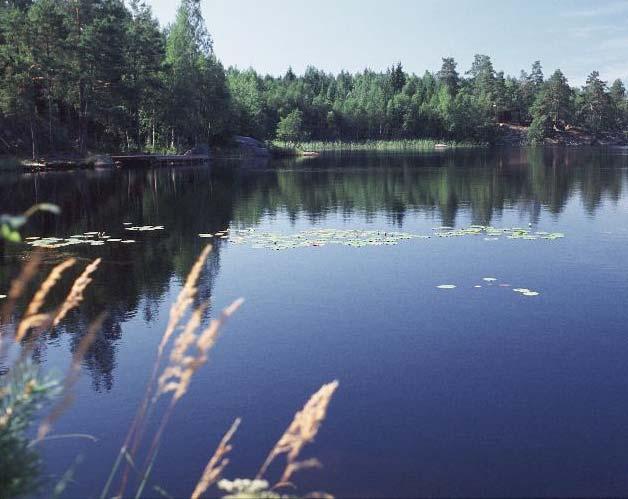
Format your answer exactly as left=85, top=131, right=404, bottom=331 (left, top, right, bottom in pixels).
left=148, top=0, right=628, bottom=86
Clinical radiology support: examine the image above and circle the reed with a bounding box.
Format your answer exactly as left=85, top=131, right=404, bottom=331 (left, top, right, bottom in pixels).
left=191, top=418, right=241, bottom=499
left=110, top=245, right=214, bottom=496
left=15, top=258, right=76, bottom=342
left=1, top=246, right=339, bottom=498
left=257, top=380, right=340, bottom=486
left=52, top=258, right=101, bottom=326
left=274, top=139, right=484, bottom=153
left=0, top=254, right=102, bottom=498
left=36, top=314, right=105, bottom=442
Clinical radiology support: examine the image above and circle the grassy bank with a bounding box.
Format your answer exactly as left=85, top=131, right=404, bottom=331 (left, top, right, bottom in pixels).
left=273, top=139, right=486, bottom=154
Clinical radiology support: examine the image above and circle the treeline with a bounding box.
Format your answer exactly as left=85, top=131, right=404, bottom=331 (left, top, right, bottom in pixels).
left=231, top=59, right=628, bottom=145
left=1, top=0, right=627, bottom=157
left=0, top=0, right=229, bottom=156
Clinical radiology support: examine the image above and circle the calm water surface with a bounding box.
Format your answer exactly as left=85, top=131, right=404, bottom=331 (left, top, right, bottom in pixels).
left=1, top=148, right=628, bottom=497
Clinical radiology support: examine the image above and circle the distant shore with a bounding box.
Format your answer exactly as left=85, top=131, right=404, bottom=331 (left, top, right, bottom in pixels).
left=2, top=135, right=627, bottom=173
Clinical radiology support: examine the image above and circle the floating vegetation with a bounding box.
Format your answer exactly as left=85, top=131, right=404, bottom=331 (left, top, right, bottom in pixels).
left=432, top=225, right=565, bottom=241
left=23, top=224, right=565, bottom=253
left=209, top=225, right=566, bottom=252
left=438, top=279, right=542, bottom=298
left=513, top=288, right=540, bottom=297
left=218, top=228, right=427, bottom=251
left=25, top=232, right=139, bottom=249
left=124, top=225, right=165, bottom=232
left=21, top=222, right=166, bottom=250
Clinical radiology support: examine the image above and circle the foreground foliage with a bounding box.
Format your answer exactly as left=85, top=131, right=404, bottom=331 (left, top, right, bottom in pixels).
left=0, top=216, right=339, bottom=498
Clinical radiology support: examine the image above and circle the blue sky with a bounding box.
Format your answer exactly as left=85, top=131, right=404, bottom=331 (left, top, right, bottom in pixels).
left=148, top=0, right=628, bottom=86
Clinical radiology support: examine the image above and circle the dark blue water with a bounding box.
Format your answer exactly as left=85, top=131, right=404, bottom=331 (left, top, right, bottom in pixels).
left=1, top=148, right=628, bottom=497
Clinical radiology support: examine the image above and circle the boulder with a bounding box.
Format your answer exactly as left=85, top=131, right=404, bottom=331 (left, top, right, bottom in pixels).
left=234, top=136, right=270, bottom=157
left=88, top=154, right=115, bottom=168
left=184, top=144, right=211, bottom=156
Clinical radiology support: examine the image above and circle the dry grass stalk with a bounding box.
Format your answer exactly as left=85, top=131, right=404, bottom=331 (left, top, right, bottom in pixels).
left=25, top=258, right=76, bottom=317
left=52, top=258, right=101, bottom=326
left=113, top=247, right=237, bottom=497
left=275, top=458, right=322, bottom=489
left=257, top=380, right=339, bottom=484
left=157, top=297, right=244, bottom=402
left=132, top=298, right=244, bottom=498
left=36, top=314, right=105, bottom=442
left=124, top=244, right=213, bottom=455
left=304, top=492, right=335, bottom=499
left=0, top=251, right=42, bottom=324
left=157, top=245, right=212, bottom=357
left=191, top=418, right=241, bottom=499
left=15, top=258, right=76, bottom=341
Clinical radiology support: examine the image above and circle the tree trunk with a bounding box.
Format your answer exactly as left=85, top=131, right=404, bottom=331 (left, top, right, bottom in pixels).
left=48, top=91, right=53, bottom=151
left=30, top=116, right=36, bottom=161
left=79, top=86, right=87, bottom=154
left=75, top=3, right=87, bottom=155
left=136, top=109, right=141, bottom=152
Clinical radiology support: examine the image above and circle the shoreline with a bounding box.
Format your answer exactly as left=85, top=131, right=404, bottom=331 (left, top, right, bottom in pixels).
left=1, top=140, right=626, bottom=174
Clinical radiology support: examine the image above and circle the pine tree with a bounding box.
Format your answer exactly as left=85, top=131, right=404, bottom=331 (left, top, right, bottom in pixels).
left=437, top=57, right=460, bottom=96
left=124, top=0, right=165, bottom=150
left=609, top=79, right=626, bottom=130
left=579, top=71, right=611, bottom=135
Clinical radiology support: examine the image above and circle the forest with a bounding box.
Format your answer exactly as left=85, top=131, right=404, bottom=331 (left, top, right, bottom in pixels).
left=1, top=0, right=627, bottom=157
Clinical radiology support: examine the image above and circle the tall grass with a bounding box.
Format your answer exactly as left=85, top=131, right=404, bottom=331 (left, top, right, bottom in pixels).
left=274, top=139, right=486, bottom=153
left=0, top=245, right=339, bottom=498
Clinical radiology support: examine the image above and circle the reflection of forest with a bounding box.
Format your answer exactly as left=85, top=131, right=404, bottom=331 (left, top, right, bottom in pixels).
left=0, top=166, right=235, bottom=391
left=0, top=148, right=626, bottom=391
left=233, top=148, right=628, bottom=227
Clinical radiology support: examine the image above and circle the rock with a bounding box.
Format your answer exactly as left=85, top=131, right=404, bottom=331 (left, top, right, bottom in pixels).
left=184, top=144, right=211, bottom=156
left=88, top=154, right=115, bottom=168
left=233, top=136, right=270, bottom=157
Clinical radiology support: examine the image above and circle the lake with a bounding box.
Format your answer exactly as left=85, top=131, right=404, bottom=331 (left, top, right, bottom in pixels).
left=1, top=147, right=628, bottom=497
